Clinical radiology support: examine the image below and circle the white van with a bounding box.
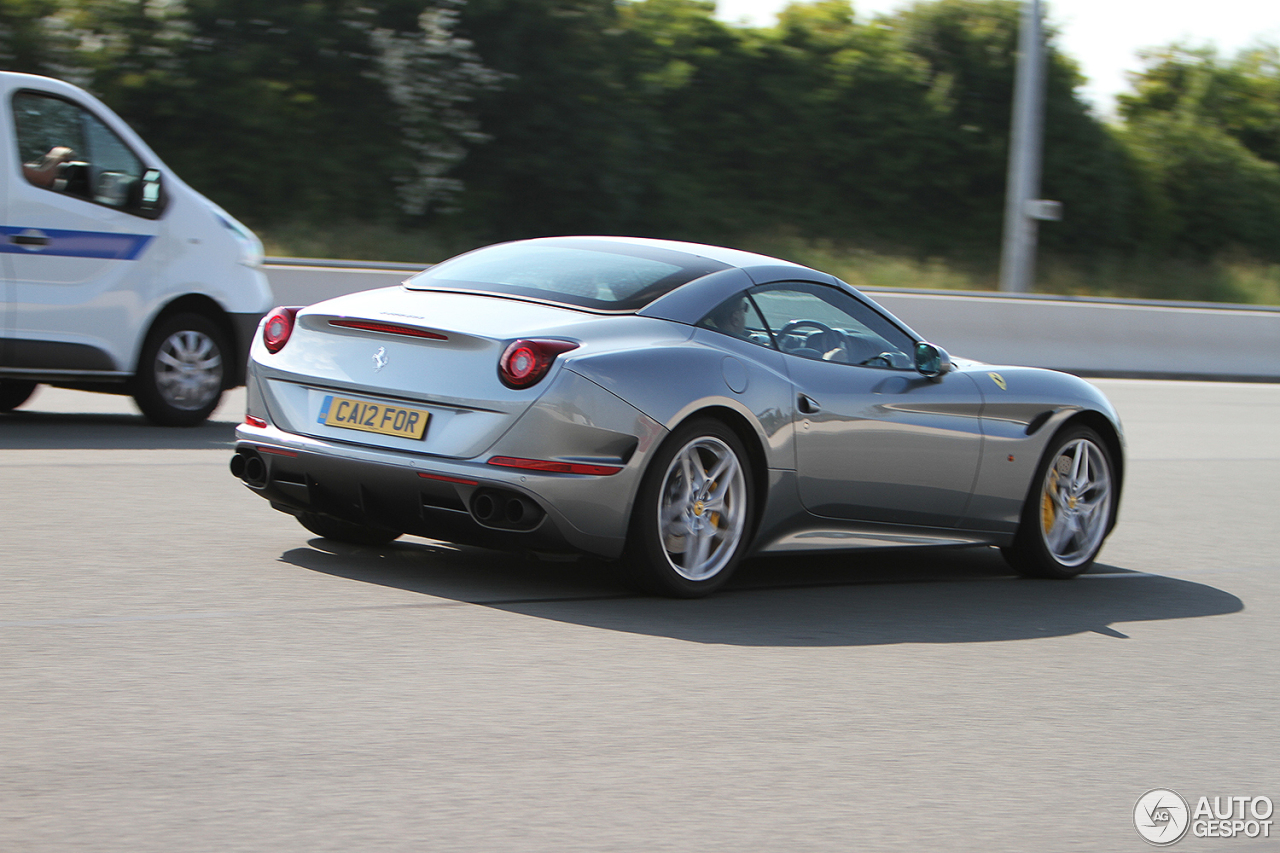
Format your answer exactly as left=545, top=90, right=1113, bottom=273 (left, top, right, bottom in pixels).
left=0, top=72, right=273, bottom=425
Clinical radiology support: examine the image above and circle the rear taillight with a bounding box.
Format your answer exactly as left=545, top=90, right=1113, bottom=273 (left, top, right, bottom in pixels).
left=498, top=339, right=578, bottom=389
left=262, top=307, right=300, bottom=354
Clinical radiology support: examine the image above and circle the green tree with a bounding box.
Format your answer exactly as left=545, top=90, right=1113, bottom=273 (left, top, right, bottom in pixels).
left=369, top=0, right=505, bottom=216
left=611, top=0, right=776, bottom=237
left=71, top=1, right=404, bottom=222
left=1117, top=44, right=1280, bottom=259
left=66, top=0, right=496, bottom=227
left=1120, top=43, right=1280, bottom=167
left=0, top=0, right=80, bottom=76
left=1122, top=110, right=1280, bottom=260
left=892, top=0, right=1142, bottom=256
left=452, top=0, right=656, bottom=238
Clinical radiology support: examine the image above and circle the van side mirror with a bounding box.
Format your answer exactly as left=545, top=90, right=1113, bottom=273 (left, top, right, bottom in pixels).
left=94, top=171, right=134, bottom=208
left=135, top=168, right=165, bottom=217
left=914, top=342, right=953, bottom=380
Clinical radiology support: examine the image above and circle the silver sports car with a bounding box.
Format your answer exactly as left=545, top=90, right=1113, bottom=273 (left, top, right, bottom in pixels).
left=231, top=237, right=1123, bottom=597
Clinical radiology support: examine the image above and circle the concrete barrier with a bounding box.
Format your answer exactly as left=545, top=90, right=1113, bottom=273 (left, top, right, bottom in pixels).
left=264, top=259, right=1280, bottom=382
left=265, top=260, right=423, bottom=306
left=865, top=289, right=1280, bottom=381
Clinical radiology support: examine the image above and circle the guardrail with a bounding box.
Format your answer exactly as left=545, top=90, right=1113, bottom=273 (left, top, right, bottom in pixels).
left=264, top=258, right=1280, bottom=382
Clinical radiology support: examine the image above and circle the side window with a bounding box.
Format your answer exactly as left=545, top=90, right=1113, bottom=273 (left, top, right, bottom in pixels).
left=13, top=93, right=86, bottom=188
left=13, top=92, right=144, bottom=210
left=751, top=282, right=915, bottom=369
left=697, top=293, right=776, bottom=349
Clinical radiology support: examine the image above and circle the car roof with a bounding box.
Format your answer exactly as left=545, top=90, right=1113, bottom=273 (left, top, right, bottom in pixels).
left=562, top=236, right=810, bottom=272
left=404, top=236, right=826, bottom=315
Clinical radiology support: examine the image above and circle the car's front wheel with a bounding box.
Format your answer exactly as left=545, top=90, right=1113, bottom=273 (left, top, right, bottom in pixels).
left=132, top=312, right=227, bottom=426
left=0, top=380, right=38, bottom=412
left=1002, top=426, right=1116, bottom=579
left=625, top=418, right=753, bottom=597
left=297, top=512, right=402, bottom=547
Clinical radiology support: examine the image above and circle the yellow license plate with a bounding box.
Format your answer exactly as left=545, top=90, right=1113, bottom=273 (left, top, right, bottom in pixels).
left=319, top=395, right=430, bottom=439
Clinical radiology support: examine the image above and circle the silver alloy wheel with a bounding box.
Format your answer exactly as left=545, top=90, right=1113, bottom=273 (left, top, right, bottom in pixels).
left=1038, top=437, right=1113, bottom=567
left=153, top=329, right=223, bottom=411
left=656, top=435, right=748, bottom=581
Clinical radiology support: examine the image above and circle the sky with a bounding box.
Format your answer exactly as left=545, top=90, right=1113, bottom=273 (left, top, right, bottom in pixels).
left=713, top=0, right=1280, bottom=114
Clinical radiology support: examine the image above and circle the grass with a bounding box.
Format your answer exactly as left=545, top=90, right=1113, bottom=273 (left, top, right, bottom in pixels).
left=258, top=220, right=477, bottom=266
left=1037, top=253, right=1280, bottom=305
left=257, top=221, right=1280, bottom=307
left=735, top=232, right=990, bottom=292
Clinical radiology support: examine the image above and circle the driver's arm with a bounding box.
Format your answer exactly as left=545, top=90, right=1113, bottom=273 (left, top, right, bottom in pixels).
left=23, top=146, right=75, bottom=188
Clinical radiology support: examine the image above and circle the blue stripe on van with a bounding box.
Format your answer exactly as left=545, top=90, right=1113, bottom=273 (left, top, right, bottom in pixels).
left=0, top=227, right=153, bottom=260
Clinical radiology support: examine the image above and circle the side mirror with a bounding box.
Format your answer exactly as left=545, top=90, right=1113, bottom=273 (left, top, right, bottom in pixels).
left=914, top=341, right=953, bottom=380
left=134, top=168, right=165, bottom=217
left=94, top=171, right=135, bottom=208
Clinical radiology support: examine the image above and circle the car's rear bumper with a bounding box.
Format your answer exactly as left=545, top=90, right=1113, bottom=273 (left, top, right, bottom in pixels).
left=232, top=422, right=648, bottom=559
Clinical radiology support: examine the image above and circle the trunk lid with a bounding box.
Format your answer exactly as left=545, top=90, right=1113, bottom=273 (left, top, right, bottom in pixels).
left=257, top=287, right=608, bottom=458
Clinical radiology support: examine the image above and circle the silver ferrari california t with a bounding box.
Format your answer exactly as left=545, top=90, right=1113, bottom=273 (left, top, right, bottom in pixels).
left=231, top=237, right=1123, bottom=597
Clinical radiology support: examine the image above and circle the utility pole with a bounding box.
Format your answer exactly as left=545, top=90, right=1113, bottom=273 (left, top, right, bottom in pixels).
left=999, top=0, right=1060, bottom=293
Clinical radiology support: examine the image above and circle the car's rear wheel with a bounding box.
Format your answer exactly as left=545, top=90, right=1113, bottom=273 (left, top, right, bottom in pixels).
left=297, top=511, right=402, bottom=547
left=625, top=418, right=753, bottom=597
left=0, top=380, right=38, bottom=412
left=132, top=312, right=227, bottom=426
left=1002, top=426, right=1116, bottom=579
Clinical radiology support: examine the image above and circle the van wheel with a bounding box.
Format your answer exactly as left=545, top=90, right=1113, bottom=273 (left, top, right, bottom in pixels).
left=0, top=380, right=38, bottom=411
left=133, top=313, right=227, bottom=426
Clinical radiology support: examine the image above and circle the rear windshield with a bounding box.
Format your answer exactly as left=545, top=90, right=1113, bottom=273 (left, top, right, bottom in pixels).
left=404, top=239, right=728, bottom=312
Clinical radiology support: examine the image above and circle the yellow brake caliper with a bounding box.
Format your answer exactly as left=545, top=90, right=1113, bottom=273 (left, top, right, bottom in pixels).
left=708, top=476, right=721, bottom=529
left=1041, top=467, right=1059, bottom=533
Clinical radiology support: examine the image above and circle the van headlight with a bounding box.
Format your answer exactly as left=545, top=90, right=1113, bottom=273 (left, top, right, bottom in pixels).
left=216, top=213, right=264, bottom=268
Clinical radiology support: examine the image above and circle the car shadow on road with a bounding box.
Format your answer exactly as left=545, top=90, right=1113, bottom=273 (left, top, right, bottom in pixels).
left=0, top=410, right=237, bottom=450
left=279, top=539, right=1243, bottom=647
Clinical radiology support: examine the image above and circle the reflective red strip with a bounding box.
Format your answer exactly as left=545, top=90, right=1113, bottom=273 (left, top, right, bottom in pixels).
left=487, top=456, right=621, bottom=476
left=417, top=471, right=479, bottom=486
left=329, top=319, right=447, bottom=340
left=255, top=445, right=298, bottom=457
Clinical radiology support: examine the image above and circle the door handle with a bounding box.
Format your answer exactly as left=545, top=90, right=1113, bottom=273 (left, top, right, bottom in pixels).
left=10, top=232, right=50, bottom=247
left=798, top=394, right=822, bottom=414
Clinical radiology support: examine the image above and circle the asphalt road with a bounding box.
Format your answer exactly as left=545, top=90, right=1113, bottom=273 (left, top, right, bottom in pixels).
left=2, top=379, right=1277, bottom=852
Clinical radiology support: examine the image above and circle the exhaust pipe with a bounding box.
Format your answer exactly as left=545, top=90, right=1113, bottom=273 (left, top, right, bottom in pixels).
left=472, top=491, right=497, bottom=523
left=230, top=451, right=268, bottom=488
left=469, top=489, right=544, bottom=530
left=505, top=497, right=532, bottom=526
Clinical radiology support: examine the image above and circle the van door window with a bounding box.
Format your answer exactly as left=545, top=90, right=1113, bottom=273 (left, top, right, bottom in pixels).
left=13, top=92, right=145, bottom=211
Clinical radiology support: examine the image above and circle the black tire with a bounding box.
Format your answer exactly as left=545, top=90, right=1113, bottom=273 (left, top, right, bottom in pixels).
left=132, top=312, right=228, bottom=426
left=1002, top=425, right=1117, bottom=579
left=624, top=418, right=754, bottom=598
left=297, top=512, right=402, bottom=547
left=0, top=380, right=38, bottom=412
